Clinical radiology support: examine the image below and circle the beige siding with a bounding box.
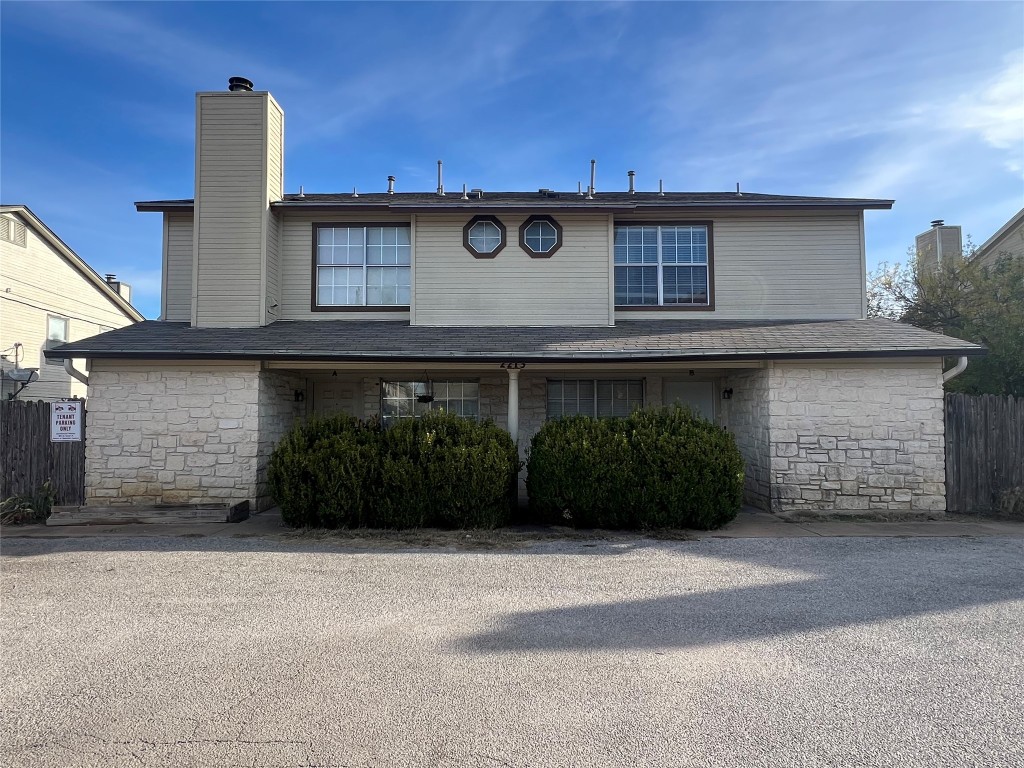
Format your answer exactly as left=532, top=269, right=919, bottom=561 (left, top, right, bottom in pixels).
left=163, top=212, right=193, bottom=322
left=193, top=92, right=270, bottom=327
left=975, top=214, right=1024, bottom=269
left=0, top=213, right=134, bottom=401
left=615, top=212, right=865, bottom=321
left=414, top=213, right=611, bottom=326
left=278, top=211, right=412, bottom=321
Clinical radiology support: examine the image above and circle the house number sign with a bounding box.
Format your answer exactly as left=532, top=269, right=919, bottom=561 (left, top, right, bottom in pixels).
left=51, top=400, right=82, bottom=442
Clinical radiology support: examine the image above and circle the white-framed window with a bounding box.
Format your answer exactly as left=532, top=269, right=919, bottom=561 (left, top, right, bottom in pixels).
left=519, top=215, right=563, bottom=257
left=381, top=380, right=480, bottom=421
left=45, top=315, right=68, bottom=366
left=547, top=379, right=644, bottom=419
left=315, top=224, right=411, bottom=307
left=614, top=224, right=711, bottom=306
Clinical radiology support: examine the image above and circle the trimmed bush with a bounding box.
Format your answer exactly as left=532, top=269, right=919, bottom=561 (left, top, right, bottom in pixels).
left=268, top=411, right=520, bottom=529
left=526, top=406, right=744, bottom=530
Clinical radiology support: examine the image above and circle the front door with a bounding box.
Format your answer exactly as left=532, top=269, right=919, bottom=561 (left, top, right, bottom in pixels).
left=663, top=380, right=715, bottom=422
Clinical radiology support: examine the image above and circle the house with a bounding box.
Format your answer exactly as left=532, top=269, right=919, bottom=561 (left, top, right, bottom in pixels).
left=46, top=78, right=984, bottom=517
left=971, top=207, right=1024, bottom=270
left=0, top=205, right=143, bottom=401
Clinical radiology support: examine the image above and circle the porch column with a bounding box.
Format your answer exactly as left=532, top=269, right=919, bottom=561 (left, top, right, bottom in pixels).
left=507, top=367, right=520, bottom=444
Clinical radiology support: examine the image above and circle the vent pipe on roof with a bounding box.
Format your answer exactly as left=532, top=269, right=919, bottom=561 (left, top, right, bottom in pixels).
left=931, top=219, right=944, bottom=228
left=659, top=180, right=665, bottom=196
left=387, top=176, right=395, bottom=194
left=461, top=184, right=469, bottom=200
left=578, top=181, right=584, bottom=196
left=628, top=170, right=636, bottom=194
left=297, top=185, right=305, bottom=198
left=352, top=187, right=359, bottom=198
left=736, top=182, right=742, bottom=196
left=228, top=76, right=253, bottom=92
left=587, top=159, right=596, bottom=200
left=437, top=161, right=445, bottom=196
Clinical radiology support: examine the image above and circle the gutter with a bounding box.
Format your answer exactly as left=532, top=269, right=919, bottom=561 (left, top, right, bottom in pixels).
left=941, top=355, right=969, bottom=384
left=64, top=358, right=89, bottom=387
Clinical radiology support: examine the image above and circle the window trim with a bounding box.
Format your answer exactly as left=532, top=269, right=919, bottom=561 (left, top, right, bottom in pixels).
left=463, top=215, right=507, bottom=258
left=380, top=379, right=482, bottom=422
left=546, top=378, right=646, bottom=419
left=519, top=215, right=563, bottom=258
left=614, top=220, right=716, bottom=312
left=310, top=222, right=412, bottom=313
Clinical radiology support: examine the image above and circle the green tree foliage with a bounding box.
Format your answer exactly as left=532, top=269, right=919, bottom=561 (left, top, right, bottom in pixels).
left=868, top=248, right=1024, bottom=396
left=526, top=406, right=744, bottom=530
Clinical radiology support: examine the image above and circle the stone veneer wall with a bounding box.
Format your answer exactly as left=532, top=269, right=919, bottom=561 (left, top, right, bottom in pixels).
left=85, top=363, right=305, bottom=509
left=766, top=361, right=945, bottom=516
left=256, top=370, right=308, bottom=509
left=722, top=368, right=772, bottom=509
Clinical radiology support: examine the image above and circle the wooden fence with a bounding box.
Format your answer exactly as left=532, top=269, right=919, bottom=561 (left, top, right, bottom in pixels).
left=0, top=399, right=86, bottom=505
left=945, top=393, right=1024, bottom=514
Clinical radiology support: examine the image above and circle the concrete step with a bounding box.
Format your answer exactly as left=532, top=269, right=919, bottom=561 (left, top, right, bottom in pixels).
left=47, top=501, right=250, bottom=526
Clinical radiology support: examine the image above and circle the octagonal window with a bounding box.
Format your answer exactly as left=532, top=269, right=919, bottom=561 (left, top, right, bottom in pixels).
left=463, top=216, right=506, bottom=257
left=519, top=215, right=563, bottom=257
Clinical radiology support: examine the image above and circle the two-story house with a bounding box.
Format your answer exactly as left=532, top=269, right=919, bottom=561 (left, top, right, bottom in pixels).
left=1, top=205, right=143, bottom=401
left=48, top=79, right=983, bottom=517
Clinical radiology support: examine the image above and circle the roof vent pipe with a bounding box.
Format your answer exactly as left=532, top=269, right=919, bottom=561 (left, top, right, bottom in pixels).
left=931, top=219, right=944, bottom=228
left=297, top=185, right=305, bottom=198
left=578, top=181, right=584, bottom=196
left=736, top=182, right=742, bottom=196
left=659, top=179, right=665, bottom=196
left=437, top=160, right=445, bottom=196
left=587, top=159, right=596, bottom=200
left=628, top=170, right=635, bottom=194
left=228, top=76, right=253, bottom=92
left=352, top=187, right=359, bottom=198
left=387, top=176, right=395, bottom=194
left=461, top=184, right=469, bottom=200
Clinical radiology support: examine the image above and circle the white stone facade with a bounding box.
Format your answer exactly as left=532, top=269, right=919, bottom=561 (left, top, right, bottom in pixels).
left=85, top=363, right=304, bottom=510
left=86, top=359, right=947, bottom=518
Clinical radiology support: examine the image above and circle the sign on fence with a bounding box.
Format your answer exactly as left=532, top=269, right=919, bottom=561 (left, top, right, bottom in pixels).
left=51, top=400, right=83, bottom=442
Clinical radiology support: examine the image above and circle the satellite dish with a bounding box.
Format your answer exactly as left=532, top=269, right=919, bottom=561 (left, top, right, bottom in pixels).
left=4, top=368, right=39, bottom=383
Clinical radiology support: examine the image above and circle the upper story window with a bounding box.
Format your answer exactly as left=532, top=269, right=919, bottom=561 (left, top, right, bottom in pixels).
left=614, top=223, right=713, bottom=309
left=520, top=215, right=563, bottom=257
left=314, top=224, right=411, bottom=309
left=463, top=216, right=506, bottom=258
left=0, top=216, right=27, bottom=247
left=45, top=315, right=68, bottom=366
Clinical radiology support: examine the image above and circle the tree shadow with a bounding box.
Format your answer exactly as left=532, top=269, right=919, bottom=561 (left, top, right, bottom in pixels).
left=454, top=537, right=1024, bottom=653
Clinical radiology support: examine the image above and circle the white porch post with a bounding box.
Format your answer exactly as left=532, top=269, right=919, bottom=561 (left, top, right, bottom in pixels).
left=507, top=367, right=520, bottom=444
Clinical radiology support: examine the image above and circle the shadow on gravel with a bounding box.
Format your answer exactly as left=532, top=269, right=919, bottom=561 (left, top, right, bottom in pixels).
left=455, top=537, right=1024, bottom=653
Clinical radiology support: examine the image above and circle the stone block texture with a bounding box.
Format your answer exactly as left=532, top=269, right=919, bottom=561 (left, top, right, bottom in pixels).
left=723, top=361, right=946, bottom=516
left=86, top=364, right=305, bottom=509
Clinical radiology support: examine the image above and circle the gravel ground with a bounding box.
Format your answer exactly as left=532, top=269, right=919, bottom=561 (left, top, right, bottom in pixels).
left=2, top=534, right=1023, bottom=767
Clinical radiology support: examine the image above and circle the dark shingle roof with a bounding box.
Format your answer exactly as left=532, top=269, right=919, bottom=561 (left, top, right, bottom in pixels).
left=47, top=319, right=982, bottom=363
left=135, top=191, right=894, bottom=212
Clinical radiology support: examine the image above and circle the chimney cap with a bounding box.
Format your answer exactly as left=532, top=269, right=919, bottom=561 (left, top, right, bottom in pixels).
left=228, top=76, right=254, bottom=92
left=105, top=273, right=117, bottom=283
left=931, top=219, right=945, bottom=228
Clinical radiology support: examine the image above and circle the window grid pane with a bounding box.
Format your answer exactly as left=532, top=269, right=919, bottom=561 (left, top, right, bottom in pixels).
left=316, top=226, right=410, bottom=305
left=381, top=380, right=480, bottom=422
left=614, top=225, right=709, bottom=307
left=468, top=221, right=502, bottom=253
left=547, top=379, right=643, bottom=419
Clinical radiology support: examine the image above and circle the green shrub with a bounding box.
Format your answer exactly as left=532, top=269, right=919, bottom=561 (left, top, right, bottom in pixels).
left=268, top=411, right=520, bottom=529
left=526, top=406, right=744, bottom=530
left=0, top=482, right=56, bottom=525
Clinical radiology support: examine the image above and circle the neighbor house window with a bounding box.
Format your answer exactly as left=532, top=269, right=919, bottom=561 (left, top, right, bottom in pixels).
left=614, top=224, right=712, bottom=307
left=381, top=380, right=480, bottom=421
left=547, top=379, right=644, bottom=418
left=314, top=224, right=411, bottom=308
left=45, top=315, right=68, bottom=366
left=519, top=215, right=563, bottom=257
left=463, top=216, right=506, bottom=257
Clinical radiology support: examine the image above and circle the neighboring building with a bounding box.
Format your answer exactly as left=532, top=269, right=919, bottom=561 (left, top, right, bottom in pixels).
left=48, top=79, right=984, bottom=517
left=915, top=219, right=963, bottom=272
left=0, top=205, right=143, bottom=401
left=972, top=207, right=1024, bottom=269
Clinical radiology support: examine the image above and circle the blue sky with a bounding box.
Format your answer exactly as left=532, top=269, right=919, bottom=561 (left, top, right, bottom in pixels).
left=2, top=1, right=1022, bottom=319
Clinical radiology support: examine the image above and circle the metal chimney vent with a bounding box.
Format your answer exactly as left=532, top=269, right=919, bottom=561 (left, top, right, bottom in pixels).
left=931, top=219, right=944, bottom=228
left=228, top=76, right=254, bottom=92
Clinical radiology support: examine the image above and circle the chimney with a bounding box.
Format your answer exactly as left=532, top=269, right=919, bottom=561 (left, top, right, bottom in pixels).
left=193, top=76, right=284, bottom=327
left=104, top=274, right=132, bottom=303
left=915, top=219, right=962, bottom=273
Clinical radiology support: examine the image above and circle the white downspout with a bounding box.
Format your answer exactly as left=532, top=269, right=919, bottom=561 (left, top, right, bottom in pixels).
left=507, top=367, right=520, bottom=445
left=941, top=356, right=968, bottom=384
left=64, top=358, right=89, bottom=387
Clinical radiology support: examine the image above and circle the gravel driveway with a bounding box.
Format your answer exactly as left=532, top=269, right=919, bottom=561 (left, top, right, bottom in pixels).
left=2, top=534, right=1023, bottom=767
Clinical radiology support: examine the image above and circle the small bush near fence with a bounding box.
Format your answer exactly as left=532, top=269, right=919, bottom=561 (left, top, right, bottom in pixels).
left=268, top=412, right=520, bottom=529
left=526, top=407, right=744, bottom=530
